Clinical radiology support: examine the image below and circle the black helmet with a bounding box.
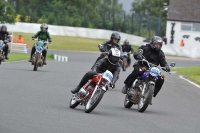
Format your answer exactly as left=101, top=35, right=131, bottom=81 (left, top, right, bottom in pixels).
left=40, top=23, right=48, bottom=32
left=1, top=25, right=7, bottom=32
left=110, top=32, right=121, bottom=43
left=124, top=39, right=129, bottom=45
left=108, top=48, right=121, bottom=65
left=150, top=36, right=163, bottom=51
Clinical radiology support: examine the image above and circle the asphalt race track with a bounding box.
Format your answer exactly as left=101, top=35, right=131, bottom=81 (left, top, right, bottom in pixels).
left=0, top=51, right=200, bottom=133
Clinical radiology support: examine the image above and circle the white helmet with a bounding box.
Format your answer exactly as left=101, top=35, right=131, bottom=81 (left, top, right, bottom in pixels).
left=40, top=23, right=48, bottom=32
left=108, top=48, right=121, bottom=65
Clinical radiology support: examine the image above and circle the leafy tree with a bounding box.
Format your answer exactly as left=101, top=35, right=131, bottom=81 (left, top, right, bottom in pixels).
left=131, top=0, right=169, bottom=37
left=0, top=1, right=15, bottom=23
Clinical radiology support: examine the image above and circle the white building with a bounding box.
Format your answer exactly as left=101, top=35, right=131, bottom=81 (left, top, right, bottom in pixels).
left=164, top=0, right=200, bottom=58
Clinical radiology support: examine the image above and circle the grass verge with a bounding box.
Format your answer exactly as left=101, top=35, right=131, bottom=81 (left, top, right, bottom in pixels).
left=5, top=53, right=53, bottom=62
left=12, top=32, right=139, bottom=51
left=172, top=67, right=200, bottom=85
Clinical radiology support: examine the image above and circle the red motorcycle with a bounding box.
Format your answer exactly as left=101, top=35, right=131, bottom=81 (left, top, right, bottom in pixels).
left=69, top=70, right=113, bottom=113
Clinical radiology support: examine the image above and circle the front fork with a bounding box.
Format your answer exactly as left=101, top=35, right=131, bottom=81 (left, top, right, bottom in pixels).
left=132, top=80, right=154, bottom=97
left=73, top=78, right=101, bottom=103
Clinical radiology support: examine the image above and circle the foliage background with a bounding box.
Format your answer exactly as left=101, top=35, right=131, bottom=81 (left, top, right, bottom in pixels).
left=1, top=0, right=169, bottom=38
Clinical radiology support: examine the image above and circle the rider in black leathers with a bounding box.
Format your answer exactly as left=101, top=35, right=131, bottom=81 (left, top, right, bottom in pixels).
left=71, top=48, right=121, bottom=94
left=0, top=25, right=11, bottom=59
left=121, top=39, right=134, bottom=66
left=122, top=36, right=170, bottom=98
left=91, top=32, right=122, bottom=69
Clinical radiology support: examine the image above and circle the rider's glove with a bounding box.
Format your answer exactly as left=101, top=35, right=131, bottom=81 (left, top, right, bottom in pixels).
left=98, top=44, right=102, bottom=48
left=32, top=36, right=35, bottom=40
left=4, top=40, right=8, bottom=43
left=137, top=54, right=143, bottom=60
left=165, top=65, right=170, bottom=72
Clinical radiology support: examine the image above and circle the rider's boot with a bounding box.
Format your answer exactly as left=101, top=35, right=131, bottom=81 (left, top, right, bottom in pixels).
left=149, top=98, right=153, bottom=105
left=28, top=57, right=32, bottom=62
left=122, top=85, right=129, bottom=94
left=5, top=56, right=9, bottom=60
left=43, top=58, right=47, bottom=65
left=71, top=85, right=81, bottom=94
left=29, top=46, right=35, bottom=62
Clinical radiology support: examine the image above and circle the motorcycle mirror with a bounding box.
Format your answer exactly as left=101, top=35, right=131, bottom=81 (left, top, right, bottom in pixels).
left=138, top=49, right=143, bottom=55
left=170, top=62, right=176, bottom=67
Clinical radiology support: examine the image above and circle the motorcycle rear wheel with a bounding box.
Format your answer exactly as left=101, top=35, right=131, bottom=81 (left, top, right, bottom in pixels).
left=122, top=58, right=127, bottom=71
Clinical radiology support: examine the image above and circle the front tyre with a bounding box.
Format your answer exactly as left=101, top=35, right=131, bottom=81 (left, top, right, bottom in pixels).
left=122, top=58, right=127, bottom=71
left=124, top=95, right=133, bottom=108
left=33, top=53, right=39, bottom=71
left=85, top=88, right=105, bottom=113
left=138, top=84, right=154, bottom=113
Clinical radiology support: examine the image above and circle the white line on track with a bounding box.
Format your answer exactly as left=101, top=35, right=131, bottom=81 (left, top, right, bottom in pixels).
left=4, top=60, right=27, bottom=64
left=179, top=75, right=200, bottom=89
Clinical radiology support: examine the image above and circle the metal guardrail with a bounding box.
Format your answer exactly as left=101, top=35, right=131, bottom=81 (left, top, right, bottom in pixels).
left=9, top=43, right=28, bottom=54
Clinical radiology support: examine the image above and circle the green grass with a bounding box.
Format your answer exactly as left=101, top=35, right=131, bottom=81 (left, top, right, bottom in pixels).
left=5, top=53, right=53, bottom=62
left=12, top=32, right=139, bottom=51
left=172, top=67, right=200, bottom=85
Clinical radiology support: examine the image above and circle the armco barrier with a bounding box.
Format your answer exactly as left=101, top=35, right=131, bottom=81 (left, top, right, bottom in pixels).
left=6, top=22, right=145, bottom=46
left=5, top=22, right=200, bottom=58
left=9, top=43, right=28, bottom=54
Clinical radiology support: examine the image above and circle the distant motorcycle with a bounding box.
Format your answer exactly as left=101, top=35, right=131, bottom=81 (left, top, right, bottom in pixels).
left=31, top=39, right=50, bottom=71
left=124, top=49, right=175, bottom=113
left=122, top=52, right=129, bottom=71
left=69, top=70, right=114, bottom=113
left=0, top=41, right=5, bottom=64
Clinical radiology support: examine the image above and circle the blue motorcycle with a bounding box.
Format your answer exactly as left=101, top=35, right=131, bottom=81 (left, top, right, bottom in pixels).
left=31, top=39, right=49, bottom=71
left=124, top=50, right=175, bottom=112
left=122, top=52, right=129, bottom=71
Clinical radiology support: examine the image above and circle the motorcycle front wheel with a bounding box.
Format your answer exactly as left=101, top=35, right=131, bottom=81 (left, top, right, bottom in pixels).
left=122, top=57, right=127, bottom=71
left=138, top=84, right=154, bottom=113
left=33, top=53, right=40, bottom=71
left=85, top=88, right=105, bottom=113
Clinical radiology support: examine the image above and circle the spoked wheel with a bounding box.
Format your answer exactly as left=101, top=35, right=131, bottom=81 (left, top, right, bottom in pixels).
left=69, top=95, right=80, bottom=109
left=124, top=94, right=133, bottom=108
left=33, top=53, right=39, bottom=71
left=122, top=58, right=127, bottom=71
left=85, top=88, right=105, bottom=113
left=138, top=84, right=154, bottom=113
left=122, top=64, right=126, bottom=71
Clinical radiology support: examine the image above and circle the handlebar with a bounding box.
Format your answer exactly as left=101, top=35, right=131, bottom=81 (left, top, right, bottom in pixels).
left=138, top=59, right=171, bottom=74
left=32, top=38, right=52, bottom=44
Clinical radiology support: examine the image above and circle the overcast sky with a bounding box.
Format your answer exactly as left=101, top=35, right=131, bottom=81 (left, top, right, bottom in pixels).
left=118, top=0, right=135, bottom=12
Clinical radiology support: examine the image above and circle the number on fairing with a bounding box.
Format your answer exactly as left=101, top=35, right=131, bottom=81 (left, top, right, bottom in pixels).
left=36, top=46, right=43, bottom=53
left=123, top=52, right=128, bottom=56
left=150, top=67, right=161, bottom=77
left=102, top=70, right=113, bottom=83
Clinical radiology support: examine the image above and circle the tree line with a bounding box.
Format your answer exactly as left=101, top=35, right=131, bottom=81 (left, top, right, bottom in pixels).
left=1, top=0, right=169, bottom=38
